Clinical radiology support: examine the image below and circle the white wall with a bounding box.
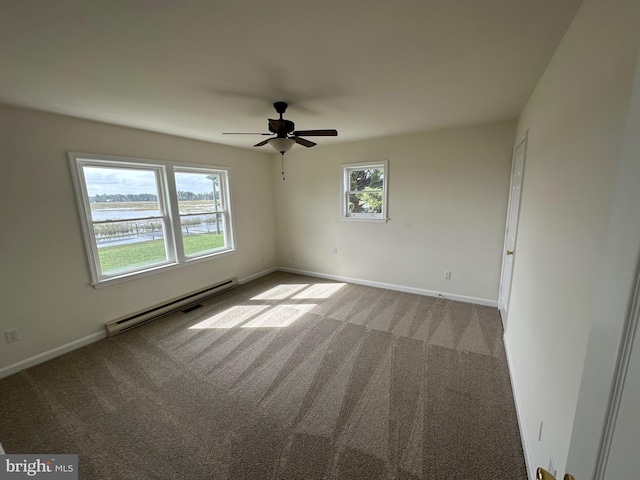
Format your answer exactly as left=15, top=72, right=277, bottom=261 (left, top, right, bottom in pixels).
left=273, top=120, right=516, bottom=304
left=504, top=0, right=640, bottom=477
left=0, top=105, right=277, bottom=373
left=567, top=36, right=640, bottom=480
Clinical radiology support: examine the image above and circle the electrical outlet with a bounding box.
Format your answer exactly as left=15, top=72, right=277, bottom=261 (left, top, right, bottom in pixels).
left=331, top=247, right=338, bottom=254
left=444, top=271, right=452, bottom=280
left=5, top=328, right=19, bottom=343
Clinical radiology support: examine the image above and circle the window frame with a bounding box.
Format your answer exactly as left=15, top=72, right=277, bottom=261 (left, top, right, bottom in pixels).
left=69, top=152, right=235, bottom=287
left=341, top=160, right=389, bottom=222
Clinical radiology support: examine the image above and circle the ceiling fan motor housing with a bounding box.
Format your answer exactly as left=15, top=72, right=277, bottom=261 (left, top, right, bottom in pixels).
left=269, top=118, right=295, bottom=136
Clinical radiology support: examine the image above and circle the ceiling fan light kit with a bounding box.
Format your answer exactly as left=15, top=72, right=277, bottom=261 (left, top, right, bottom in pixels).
left=268, top=137, right=295, bottom=154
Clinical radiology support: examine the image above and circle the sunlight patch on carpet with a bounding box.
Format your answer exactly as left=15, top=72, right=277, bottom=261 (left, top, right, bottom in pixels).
left=242, top=304, right=317, bottom=328
left=189, top=305, right=270, bottom=329
left=251, top=284, right=309, bottom=300
left=292, top=283, right=346, bottom=299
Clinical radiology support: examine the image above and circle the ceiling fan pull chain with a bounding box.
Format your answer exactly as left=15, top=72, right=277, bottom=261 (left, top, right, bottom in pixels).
left=281, top=153, right=286, bottom=181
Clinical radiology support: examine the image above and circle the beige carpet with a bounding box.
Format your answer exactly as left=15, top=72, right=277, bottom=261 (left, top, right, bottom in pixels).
left=0, top=272, right=527, bottom=479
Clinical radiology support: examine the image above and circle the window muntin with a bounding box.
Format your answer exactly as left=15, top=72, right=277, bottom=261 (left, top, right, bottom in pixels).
left=70, top=154, right=234, bottom=286
left=342, top=161, right=388, bottom=220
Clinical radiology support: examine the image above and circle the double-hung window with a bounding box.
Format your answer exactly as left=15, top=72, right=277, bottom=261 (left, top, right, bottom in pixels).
left=341, top=161, right=388, bottom=221
left=69, top=153, right=234, bottom=286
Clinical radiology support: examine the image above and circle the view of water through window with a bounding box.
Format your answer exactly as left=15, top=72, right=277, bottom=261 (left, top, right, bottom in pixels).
left=80, top=164, right=227, bottom=276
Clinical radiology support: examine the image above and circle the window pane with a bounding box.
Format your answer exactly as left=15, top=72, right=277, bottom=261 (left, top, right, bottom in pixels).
left=94, top=219, right=168, bottom=275
left=349, top=168, right=384, bottom=191
left=83, top=165, right=169, bottom=276
left=175, top=171, right=220, bottom=214
left=348, top=192, right=383, bottom=214
left=181, top=213, right=226, bottom=257
left=176, top=172, right=227, bottom=258
left=83, top=166, right=161, bottom=221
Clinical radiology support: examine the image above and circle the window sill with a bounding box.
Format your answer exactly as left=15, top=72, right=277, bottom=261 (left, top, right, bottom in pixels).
left=91, top=248, right=236, bottom=288
left=341, top=217, right=389, bottom=223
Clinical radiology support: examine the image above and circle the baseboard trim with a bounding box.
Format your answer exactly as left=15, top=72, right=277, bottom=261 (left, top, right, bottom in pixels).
left=277, top=267, right=498, bottom=307
left=504, top=338, right=534, bottom=480
left=0, top=331, right=107, bottom=380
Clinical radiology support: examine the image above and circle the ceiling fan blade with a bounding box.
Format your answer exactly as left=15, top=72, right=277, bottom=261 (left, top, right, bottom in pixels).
left=223, top=132, right=271, bottom=135
left=292, top=129, right=337, bottom=137
left=294, top=137, right=316, bottom=148
left=254, top=139, right=270, bottom=147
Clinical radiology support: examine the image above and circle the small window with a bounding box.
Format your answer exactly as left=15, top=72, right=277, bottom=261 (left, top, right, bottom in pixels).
left=69, top=153, right=235, bottom=286
left=342, top=161, right=388, bottom=221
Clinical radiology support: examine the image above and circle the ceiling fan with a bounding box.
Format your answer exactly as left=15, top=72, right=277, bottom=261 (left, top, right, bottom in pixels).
left=223, top=101, right=338, bottom=155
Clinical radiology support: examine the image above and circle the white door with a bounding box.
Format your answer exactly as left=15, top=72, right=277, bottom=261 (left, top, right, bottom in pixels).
left=603, top=316, right=640, bottom=480
left=599, top=256, right=640, bottom=480
left=498, top=134, right=527, bottom=329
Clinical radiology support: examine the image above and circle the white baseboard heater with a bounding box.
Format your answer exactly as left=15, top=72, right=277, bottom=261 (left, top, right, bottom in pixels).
left=105, top=277, right=238, bottom=337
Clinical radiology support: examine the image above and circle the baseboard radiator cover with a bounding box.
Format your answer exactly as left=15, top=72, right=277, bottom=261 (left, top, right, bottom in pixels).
left=105, top=277, right=238, bottom=337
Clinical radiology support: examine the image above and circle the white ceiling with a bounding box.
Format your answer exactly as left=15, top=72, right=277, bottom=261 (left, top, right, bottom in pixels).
left=0, top=0, right=582, bottom=150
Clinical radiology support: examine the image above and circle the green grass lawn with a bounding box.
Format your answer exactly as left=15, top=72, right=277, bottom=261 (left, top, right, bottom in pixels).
left=98, top=233, right=225, bottom=274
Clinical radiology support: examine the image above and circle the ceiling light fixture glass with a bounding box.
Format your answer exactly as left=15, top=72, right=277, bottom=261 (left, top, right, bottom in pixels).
left=268, top=137, right=295, bottom=154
